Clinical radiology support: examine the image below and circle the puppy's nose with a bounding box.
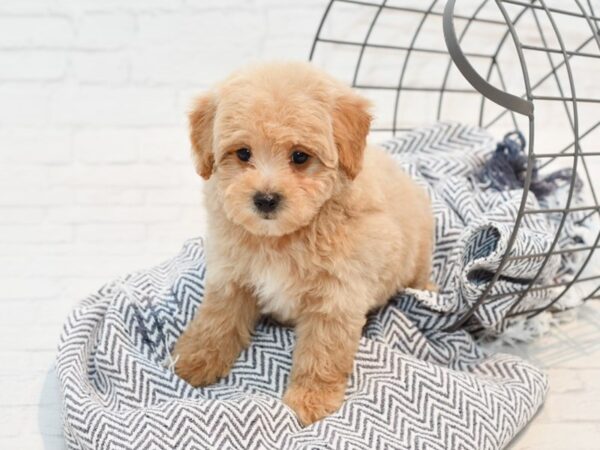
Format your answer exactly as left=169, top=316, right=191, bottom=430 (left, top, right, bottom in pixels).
left=253, top=192, right=282, bottom=214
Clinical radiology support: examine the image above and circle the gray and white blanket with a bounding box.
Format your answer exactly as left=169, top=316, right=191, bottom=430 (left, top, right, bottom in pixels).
left=57, top=123, right=591, bottom=450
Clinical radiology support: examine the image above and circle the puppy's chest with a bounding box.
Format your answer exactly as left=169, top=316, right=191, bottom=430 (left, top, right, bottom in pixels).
left=238, top=253, right=303, bottom=324
left=250, top=265, right=300, bottom=323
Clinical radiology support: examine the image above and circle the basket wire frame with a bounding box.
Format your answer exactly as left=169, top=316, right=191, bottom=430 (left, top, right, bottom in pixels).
left=309, top=0, right=600, bottom=330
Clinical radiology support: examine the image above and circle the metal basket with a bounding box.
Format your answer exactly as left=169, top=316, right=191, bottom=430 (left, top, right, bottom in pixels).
left=309, top=0, right=600, bottom=329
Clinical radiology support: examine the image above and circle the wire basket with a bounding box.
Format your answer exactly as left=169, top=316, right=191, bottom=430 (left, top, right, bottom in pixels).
left=309, top=0, right=600, bottom=329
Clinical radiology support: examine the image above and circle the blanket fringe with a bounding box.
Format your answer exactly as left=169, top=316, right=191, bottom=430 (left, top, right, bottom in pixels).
left=478, top=309, right=578, bottom=349
left=478, top=131, right=576, bottom=199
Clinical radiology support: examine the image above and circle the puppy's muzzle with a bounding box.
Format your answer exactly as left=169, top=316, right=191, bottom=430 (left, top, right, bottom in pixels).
left=253, top=192, right=282, bottom=215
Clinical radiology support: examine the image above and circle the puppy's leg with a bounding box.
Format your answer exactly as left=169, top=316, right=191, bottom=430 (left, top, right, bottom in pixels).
left=173, top=282, right=259, bottom=386
left=283, top=307, right=365, bottom=426
left=409, top=246, right=436, bottom=292
left=409, top=270, right=437, bottom=292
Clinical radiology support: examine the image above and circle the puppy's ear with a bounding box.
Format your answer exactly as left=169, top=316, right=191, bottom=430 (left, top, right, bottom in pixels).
left=331, top=91, right=372, bottom=180
left=189, top=93, right=217, bottom=180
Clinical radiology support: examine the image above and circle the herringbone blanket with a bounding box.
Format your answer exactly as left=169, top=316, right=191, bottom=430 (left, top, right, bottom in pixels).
left=60, top=122, right=593, bottom=450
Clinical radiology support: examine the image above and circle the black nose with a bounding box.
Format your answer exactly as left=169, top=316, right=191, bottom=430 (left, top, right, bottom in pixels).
left=253, top=192, right=282, bottom=214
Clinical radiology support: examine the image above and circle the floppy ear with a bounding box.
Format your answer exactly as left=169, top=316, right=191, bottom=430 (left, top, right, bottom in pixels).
left=189, top=93, right=217, bottom=180
left=331, top=91, right=372, bottom=180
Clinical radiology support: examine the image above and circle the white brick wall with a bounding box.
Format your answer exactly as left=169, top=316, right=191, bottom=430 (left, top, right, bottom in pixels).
left=0, top=0, right=327, bottom=297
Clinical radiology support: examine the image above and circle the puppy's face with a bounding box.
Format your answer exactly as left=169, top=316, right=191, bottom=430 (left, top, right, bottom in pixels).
left=189, top=63, right=371, bottom=237
left=211, top=115, right=338, bottom=237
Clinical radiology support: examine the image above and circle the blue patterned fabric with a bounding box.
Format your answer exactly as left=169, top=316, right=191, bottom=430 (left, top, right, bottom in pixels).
left=381, top=123, right=591, bottom=330
left=58, top=122, right=592, bottom=450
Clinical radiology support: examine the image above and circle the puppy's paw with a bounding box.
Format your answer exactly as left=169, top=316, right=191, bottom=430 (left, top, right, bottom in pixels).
left=172, top=333, right=233, bottom=387
left=425, top=281, right=438, bottom=292
left=283, top=382, right=346, bottom=426
left=173, top=347, right=232, bottom=387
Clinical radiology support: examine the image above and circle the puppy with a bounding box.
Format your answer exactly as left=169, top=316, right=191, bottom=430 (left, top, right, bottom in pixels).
left=173, top=62, right=434, bottom=426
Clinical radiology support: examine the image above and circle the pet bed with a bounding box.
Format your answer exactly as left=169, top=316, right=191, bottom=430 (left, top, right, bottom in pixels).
left=57, top=122, right=595, bottom=450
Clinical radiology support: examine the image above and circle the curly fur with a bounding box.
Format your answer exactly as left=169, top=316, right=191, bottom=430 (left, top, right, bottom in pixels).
left=173, top=62, right=434, bottom=426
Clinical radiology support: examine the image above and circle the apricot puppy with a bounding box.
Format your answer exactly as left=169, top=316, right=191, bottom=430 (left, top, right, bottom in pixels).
left=173, top=62, right=434, bottom=426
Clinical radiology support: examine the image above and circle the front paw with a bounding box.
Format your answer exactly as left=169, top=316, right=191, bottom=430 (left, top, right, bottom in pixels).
left=283, top=382, right=346, bottom=426
left=173, top=347, right=232, bottom=387
left=172, top=335, right=233, bottom=387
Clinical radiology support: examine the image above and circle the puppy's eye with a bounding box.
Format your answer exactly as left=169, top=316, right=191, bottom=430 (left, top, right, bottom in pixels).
left=236, top=148, right=251, bottom=162
left=291, top=150, right=310, bottom=165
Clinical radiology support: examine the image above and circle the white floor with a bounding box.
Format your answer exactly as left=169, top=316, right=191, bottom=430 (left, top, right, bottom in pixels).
left=2, top=282, right=600, bottom=449
left=506, top=302, right=600, bottom=450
